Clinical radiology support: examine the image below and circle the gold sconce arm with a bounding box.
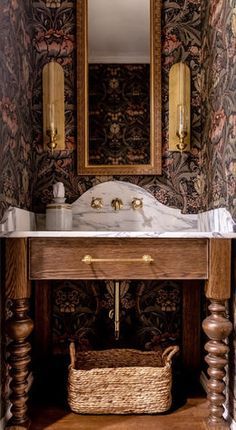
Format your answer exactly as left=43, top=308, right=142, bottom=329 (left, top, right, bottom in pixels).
left=46, top=126, right=58, bottom=151
left=82, top=254, right=154, bottom=265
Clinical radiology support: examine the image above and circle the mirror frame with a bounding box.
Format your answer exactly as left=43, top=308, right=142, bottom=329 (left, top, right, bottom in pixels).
left=76, top=0, right=162, bottom=175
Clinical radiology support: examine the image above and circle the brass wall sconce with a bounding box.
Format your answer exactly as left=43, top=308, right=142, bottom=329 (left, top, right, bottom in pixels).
left=169, top=62, right=191, bottom=152
left=42, top=60, right=65, bottom=152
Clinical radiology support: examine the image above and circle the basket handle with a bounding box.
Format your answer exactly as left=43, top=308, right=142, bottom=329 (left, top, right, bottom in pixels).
left=162, top=345, right=179, bottom=364
left=69, top=342, right=76, bottom=368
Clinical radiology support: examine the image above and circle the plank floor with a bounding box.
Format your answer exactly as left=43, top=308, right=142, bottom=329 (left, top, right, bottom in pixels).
left=30, top=397, right=208, bottom=430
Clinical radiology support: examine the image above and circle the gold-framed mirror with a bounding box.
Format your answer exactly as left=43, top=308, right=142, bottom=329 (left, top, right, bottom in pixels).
left=76, top=0, right=161, bottom=175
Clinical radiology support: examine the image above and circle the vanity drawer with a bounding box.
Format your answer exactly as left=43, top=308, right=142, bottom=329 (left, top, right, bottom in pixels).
left=29, top=238, right=208, bottom=280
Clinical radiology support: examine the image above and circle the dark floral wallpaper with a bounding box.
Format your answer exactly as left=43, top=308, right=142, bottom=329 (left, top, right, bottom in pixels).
left=0, top=0, right=34, bottom=420
left=88, top=64, right=150, bottom=166
left=0, top=0, right=235, bottom=419
left=29, top=0, right=202, bottom=358
left=0, top=0, right=233, bottom=218
left=201, top=0, right=236, bottom=420
left=52, top=280, right=182, bottom=354
left=31, top=0, right=203, bottom=214
left=201, top=0, right=236, bottom=220
left=201, top=1, right=236, bottom=419
left=30, top=0, right=235, bottom=374
left=0, top=0, right=34, bottom=219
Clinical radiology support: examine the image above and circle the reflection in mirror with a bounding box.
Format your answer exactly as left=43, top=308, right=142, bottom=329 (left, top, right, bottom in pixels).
left=77, top=0, right=161, bottom=175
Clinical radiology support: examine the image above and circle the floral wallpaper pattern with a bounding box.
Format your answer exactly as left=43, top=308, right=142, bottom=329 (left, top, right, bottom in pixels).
left=30, top=0, right=234, bottom=371
left=201, top=0, right=236, bottom=220
left=0, top=0, right=34, bottom=219
left=29, top=0, right=202, bottom=359
left=88, top=64, right=150, bottom=166
left=0, top=1, right=233, bottom=218
left=0, top=0, right=235, bottom=419
left=52, top=280, right=182, bottom=354
left=0, top=0, right=34, bottom=419
left=201, top=0, right=236, bottom=420
left=31, top=0, right=203, bottom=214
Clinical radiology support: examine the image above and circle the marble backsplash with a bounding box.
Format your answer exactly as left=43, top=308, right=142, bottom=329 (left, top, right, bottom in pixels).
left=0, top=181, right=235, bottom=235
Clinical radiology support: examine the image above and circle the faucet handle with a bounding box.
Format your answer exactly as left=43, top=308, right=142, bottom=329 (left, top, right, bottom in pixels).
left=111, top=198, right=123, bottom=211
left=132, top=197, right=143, bottom=210
left=91, top=197, right=103, bottom=209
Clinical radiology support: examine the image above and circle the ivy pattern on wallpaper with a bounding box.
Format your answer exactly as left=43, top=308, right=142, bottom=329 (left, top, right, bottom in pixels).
left=32, top=0, right=203, bottom=214
left=201, top=0, right=236, bottom=220
left=0, top=0, right=34, bottom=219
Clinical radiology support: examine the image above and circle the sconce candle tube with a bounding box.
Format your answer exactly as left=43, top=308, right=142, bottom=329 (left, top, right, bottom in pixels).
left=169, top=62, right=191, bottom=152
left=48, top=102, right=55, bottom=131
left=42, top=61, right=65, bottom=151
left=177, top=104, right=186, bottom=134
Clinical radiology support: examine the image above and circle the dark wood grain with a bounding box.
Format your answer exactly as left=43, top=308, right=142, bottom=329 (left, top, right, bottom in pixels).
left=6, top=238, right=30, bottom=299
left=205, top=239, right=231, bottom=300
left=182, top=281, right=201, bottom=372
left=34, top=281, right=52, bottom=360
left=30, top=397, right=209, bottom=430
left=5, top=239, right=33, bottom=429
left=29, top=238, right=208, bottom=280
left=4, top=236, right=233, bottom=429
left=202, top=300, right=232, bottom=429
left=6, top=299, right=33, bottom=429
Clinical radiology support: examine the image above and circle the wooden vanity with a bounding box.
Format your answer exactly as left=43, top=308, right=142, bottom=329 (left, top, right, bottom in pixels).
left=5, top=236, right=233, bottom=429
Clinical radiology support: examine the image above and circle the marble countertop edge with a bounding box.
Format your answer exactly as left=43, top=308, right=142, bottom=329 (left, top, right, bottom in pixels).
left=1, top=230, right=235, bottom=239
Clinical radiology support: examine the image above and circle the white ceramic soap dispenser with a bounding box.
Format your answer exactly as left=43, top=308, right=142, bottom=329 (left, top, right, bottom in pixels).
left=46, top=182, right=72, bottom=230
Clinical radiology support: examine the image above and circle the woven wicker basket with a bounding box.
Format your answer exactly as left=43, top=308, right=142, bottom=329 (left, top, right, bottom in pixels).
left=68, top=343, right=179, bottom=414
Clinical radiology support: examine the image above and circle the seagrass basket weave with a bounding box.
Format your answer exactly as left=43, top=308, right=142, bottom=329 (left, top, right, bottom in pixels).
left=68, top=343, right=179, bottom=414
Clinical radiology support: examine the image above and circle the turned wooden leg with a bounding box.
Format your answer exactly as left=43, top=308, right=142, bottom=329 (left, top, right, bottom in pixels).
left=6, top=298, right=34, bottom=429
left=202, top=299, right=233, bottom=429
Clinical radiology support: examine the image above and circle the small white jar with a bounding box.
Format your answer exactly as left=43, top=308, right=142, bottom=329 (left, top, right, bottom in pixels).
left=46, top=203, right=72, bottom=231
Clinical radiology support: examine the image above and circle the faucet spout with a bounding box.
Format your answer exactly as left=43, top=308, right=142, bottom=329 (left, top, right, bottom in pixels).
left=111, top=198, right=123, bottom=211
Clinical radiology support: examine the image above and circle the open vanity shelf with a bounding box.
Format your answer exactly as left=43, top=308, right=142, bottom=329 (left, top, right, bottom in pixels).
left=4, top=234, right=233, bottom=429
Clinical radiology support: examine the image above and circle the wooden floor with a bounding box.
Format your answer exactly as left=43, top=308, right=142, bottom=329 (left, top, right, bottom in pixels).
left=30, top=396, right=208, bottom=430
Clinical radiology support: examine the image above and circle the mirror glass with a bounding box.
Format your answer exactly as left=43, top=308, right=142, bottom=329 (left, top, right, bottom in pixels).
left=77, top=0, right=162, bottom=175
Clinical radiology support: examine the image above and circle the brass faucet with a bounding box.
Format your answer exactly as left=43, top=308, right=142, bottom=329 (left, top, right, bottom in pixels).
left=111, top=198, right=123, bottom=211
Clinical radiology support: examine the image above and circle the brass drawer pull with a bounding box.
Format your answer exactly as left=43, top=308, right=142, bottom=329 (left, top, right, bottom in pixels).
left=82, top=254, right=154, bottom=265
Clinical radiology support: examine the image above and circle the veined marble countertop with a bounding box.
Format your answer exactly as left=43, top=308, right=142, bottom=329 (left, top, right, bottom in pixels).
left=2, top=230, right=235, bottom=238
left=0, top=181, right=235, bottom=239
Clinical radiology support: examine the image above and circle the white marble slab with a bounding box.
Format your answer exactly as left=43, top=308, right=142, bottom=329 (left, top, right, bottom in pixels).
left=2, top=230, right=235, bottom=238
left=72, top=181, right=198, bottom=232
left=0, top=207, right=36, bottom=233
left=198, top=207, right=235, bottom=233
left=0, top=181, right=235, bottom=238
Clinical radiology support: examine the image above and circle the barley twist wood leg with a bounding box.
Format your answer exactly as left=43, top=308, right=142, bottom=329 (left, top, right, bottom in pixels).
left=202, top=299, right=232, bottom=429
left=6, top=298, right=34, bottom=429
